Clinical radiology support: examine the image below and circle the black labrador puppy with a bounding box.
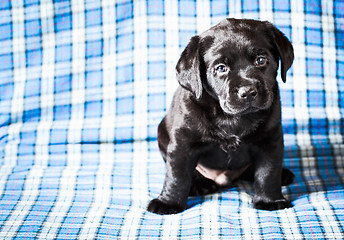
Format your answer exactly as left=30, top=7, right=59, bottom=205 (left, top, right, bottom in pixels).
left=148, top=18, right=295, bottom=215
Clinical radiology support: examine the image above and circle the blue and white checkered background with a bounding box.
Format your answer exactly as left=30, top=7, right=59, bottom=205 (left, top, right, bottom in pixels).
left=0, top=0, right=343, bottom=239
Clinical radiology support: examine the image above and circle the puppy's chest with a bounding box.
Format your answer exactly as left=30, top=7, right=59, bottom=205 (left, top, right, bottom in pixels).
left=203, top=115, right=262, bottom=143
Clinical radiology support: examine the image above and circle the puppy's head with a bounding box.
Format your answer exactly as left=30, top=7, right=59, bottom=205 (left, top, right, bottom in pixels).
left=176, top=18, right=294, bottom=115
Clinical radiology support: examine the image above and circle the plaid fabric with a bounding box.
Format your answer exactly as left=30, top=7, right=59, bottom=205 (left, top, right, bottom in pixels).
left=0, top=0, right=343, bottom=238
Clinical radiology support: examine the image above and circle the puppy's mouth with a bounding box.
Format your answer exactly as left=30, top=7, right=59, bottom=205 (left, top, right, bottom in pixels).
left=220, top=100, right=257, bottom=115
left=219, top=96, right=272, bottom=115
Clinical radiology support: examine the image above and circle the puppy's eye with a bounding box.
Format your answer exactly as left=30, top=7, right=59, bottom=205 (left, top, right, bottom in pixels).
left=215, top=64, right=229, bottom=73
left=255, top=56, right=268, bottom=67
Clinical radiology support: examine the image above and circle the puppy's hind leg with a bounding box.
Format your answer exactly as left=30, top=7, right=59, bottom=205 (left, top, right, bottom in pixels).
left=189, top=170, right=219, bottom=196
left=281, top=168, right=295, bottom=186
left=239, top=165, right=295, bottom=186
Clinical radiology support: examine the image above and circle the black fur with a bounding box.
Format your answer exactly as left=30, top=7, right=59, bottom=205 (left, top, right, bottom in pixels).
left=147, top=19, right=295, bottom=215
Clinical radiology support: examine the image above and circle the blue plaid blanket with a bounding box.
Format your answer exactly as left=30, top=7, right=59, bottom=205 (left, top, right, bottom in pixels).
left=0, top=0, right=343, bottom=239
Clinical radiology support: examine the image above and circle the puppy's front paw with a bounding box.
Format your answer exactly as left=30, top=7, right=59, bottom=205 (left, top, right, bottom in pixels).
left=147, top=199, right=184, bottom=215
left=253, top=198, right=292, bottom=211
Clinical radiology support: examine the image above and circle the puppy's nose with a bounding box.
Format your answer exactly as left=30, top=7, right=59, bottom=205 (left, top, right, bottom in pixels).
left=237, top=86, right=257, bottom=101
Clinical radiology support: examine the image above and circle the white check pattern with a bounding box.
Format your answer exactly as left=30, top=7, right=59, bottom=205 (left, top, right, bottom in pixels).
left=0, top=0, right=343, bottom=239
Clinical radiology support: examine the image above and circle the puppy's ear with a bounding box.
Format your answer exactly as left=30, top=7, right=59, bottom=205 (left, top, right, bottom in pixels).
left=176, top=36, right=202, bottom=99
left=268, top=24, right=294, bottom=83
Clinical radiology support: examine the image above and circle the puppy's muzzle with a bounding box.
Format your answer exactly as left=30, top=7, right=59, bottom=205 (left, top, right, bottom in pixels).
left=220, top=81, right=272, bottom=115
